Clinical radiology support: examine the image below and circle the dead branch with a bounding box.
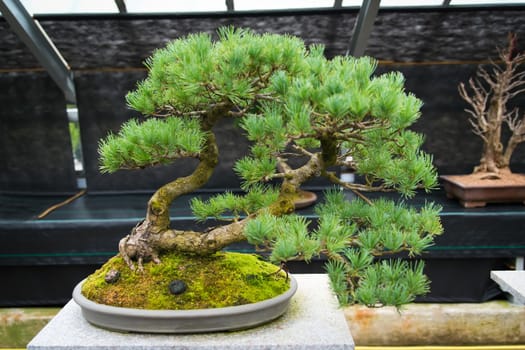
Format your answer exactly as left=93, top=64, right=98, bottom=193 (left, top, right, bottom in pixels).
left=458, top=33, right=525, bottom=173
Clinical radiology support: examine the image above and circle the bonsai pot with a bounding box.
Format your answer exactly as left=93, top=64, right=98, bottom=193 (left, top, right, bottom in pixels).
left=441, top=173, right=525, bottom=208
left=293, top=190, right=318, bottom=209
left=73, top=275, right=297, bottom=333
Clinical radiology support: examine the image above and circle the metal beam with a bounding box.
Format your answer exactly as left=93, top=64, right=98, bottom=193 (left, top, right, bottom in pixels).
left=347, top=0, right=381, bottom=57
left=442, top=0, right=452, bottom=6
left=334, top=0, right=343, bottom=8
left=226, top=0, right=234, bottom=12
left=0, top=0, right=76, bottom=103
left=115, top=0, right=127, bottom=14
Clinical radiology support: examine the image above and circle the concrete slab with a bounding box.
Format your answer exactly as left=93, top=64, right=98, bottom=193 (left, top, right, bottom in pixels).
left=491, top=270, right=525, bottom=305
left=345, top=301, right=525, bottom=346
left=27, top=274, right=354, bottom=350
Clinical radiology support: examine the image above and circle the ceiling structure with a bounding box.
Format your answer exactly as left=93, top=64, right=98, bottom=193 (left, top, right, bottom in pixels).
left=6, top=0, right=525, bottom=14
left=0, top=0, right=524, bottom=103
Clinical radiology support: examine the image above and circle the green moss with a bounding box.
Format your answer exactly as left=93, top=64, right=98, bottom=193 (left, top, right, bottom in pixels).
left=81, top=252, right=289, bottom=310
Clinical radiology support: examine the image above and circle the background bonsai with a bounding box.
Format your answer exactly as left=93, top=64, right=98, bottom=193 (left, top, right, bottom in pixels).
left=97, top=27, right=442, bottom=307
left=458, top=33, right=525, bottom=175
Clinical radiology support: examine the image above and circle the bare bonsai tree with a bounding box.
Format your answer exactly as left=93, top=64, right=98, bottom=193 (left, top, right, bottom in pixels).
left=98, top=28, right=442, bottom=306
left=458, top=33, right=525, bottom=175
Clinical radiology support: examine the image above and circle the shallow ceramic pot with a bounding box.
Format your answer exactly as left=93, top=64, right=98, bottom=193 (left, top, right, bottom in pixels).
left=293, top=190, right=318, bottom=209
left=441, top=174, right=525, bottom=208
left=73, top=276, right=297, bottom=333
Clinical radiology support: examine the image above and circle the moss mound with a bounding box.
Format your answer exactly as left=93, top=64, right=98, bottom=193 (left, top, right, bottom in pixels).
left=81, top=251, right=289, bottom=310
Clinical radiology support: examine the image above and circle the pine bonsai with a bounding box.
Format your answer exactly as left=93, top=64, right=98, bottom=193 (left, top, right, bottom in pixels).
left=458, top=33, right=525, bottom=175
left=97, top=27, right=442, bottom=307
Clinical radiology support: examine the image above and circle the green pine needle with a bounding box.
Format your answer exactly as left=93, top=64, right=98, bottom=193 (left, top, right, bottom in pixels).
left=98, top=117, right=205, bottom=173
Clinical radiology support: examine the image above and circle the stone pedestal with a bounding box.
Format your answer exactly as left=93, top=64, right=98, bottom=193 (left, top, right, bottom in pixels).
left=28, top=274, right=354, bottom=350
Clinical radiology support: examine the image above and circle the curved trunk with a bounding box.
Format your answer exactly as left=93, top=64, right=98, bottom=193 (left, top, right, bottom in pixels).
left=118, top=131, right=220, bottom=270
left=118, top=107, right=226, bottom=270
left=146, top=132, right=219, bottom=232
left=269, top=153, right=323, bottom=215
left=118, top=122, right=324, bottom=270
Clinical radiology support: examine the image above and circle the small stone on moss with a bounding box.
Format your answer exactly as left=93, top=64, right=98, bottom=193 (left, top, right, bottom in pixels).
left=104, top=269, right=120, bottom=284
left=169, top=280, right=187, bottom=295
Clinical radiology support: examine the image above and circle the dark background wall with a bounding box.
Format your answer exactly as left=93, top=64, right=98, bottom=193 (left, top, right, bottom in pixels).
left=1, top=6, right=525, bottom=193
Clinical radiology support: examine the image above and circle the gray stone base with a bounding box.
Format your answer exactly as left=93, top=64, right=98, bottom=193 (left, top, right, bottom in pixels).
left=27, top=274, right=354, bottom=350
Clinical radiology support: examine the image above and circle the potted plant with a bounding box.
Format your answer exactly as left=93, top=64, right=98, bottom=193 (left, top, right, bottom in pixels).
left=73, top=27, right=443, bottom=333
left=441, top=33, right=525, bottom=207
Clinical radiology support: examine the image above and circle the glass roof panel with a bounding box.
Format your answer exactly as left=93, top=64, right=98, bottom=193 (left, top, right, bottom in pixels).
left=5, top=0, right=525, bottom=16
left=450, top=0, right=525, bottom=4
left=235, top=0, right=334, bottom=11
left=124, top=0, right=226, bottom=13
left=20, top=0, right=117, bottom=14
left=378, top=0, right=443, bottom=6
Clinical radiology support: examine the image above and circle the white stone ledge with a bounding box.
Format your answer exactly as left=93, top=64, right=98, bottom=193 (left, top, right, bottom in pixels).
left=491, top=270, right=525, bottom=305
left=27, top=274, right=354, bottom=350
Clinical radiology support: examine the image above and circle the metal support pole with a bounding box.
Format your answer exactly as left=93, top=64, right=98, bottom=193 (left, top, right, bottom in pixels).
left=115, top=0, right=127, bottom=13
left=0, top=0, right=76, bottom=103
left=226, top=0, right=234, bottom=12
left=516, top=257, right=524, bottom=270
left=347, top=0, right=381, bottom=57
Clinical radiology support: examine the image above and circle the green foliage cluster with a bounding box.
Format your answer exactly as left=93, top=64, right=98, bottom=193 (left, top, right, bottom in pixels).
left=99, top=117, right=205, bottom=173
left=244, top=190, right=442, bottom=307
left=99, top=27, right=309, bottom=174
left=235, top=50, right=438, bottom=194
left=327, top=258, right=428, bottom=306
left=126, top=27, right=307, bottom=116
left=190, top=185, right=279, bottom=220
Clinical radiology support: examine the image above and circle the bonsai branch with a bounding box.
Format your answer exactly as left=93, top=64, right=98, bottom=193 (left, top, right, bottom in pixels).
left=322, top=171, right=381, bottom=205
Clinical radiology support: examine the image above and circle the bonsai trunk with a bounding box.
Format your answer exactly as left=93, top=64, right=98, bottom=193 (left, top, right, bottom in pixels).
left=118, top=129, right=221, bottom=270
left=473, top=92, right=510, bottom=175
left=119, top=138, right=324, bottom=271
left=474, top=135, right=506, bottom=174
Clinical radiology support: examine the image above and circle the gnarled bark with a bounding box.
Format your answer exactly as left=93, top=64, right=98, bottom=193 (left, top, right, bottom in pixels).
left=118, top=130, right=219, bottom=270
left=118, top=107, right=223, bottom=270
left=118, top=135, right=326, bottom=270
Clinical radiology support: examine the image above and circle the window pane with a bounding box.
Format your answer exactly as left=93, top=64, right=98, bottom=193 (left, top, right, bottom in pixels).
left=235, top=0, right=334, bottom=11
left=125, top=0, right=226, bottom=13
left=451, top=0, right=525, bottom=4
left=21, top=0, right=117, bottom=14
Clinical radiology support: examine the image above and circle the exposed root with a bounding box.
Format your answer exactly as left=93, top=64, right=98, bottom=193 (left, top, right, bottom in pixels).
left=119, top=220, right=161, bottom=272
left=268, top=261, right=289, bottom=282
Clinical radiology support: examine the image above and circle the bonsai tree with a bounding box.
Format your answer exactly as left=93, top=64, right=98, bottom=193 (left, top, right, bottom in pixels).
left=97, top=27, right=442, bottom=307
left=458, top=33, right=525, bottom=175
